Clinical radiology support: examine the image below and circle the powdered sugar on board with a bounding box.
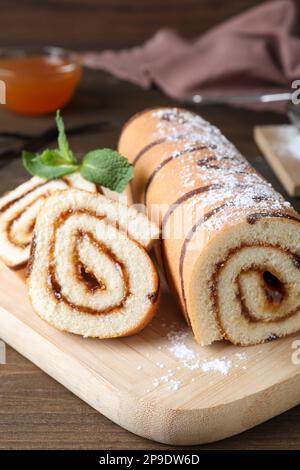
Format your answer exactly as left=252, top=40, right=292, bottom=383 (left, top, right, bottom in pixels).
left=138, top=320, right=258, bottom=393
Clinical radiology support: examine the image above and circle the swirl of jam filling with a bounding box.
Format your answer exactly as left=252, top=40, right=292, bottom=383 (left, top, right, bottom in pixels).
left=180, top=208, right=300, bottom=303
left=0, top=180, right=51, bottom=249
left=205, top=246, right=300, bottom=346
left=44, top=209, right=132, bottom=315
left=178, top=210, right=300, bottom=343
left=0, top=179, right=102, bottom=253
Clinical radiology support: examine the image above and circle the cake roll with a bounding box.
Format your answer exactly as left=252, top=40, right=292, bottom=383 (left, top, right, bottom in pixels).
left=119, top=107, right=300, bottom=346
left=0, top=173, right=98, bottom=269
left=28, top=189, right=160, bottom=338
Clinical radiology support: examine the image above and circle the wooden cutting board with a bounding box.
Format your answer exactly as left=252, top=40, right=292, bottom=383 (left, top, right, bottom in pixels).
left=254, top=125, right=300, bottom=197
left=1, top=262, right=300, bottom=446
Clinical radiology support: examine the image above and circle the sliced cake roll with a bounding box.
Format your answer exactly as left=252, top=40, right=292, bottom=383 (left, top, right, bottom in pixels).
left=0, top=174, right=98, bottom=269
left=119, top=107, right=300, bottom=346
left=28, top=189, right=160, bottom=338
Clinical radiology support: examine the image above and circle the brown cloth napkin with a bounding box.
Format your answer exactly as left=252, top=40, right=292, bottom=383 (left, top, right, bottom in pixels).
left=82, top=0, right=300, bottom=111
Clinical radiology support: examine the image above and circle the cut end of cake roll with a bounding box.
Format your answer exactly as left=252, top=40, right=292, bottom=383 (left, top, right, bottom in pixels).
left=188, top=213, right=300, bottom=346
left=28, top=189, right=160, bottom=338
left=0, top=174, right=98, bottom=269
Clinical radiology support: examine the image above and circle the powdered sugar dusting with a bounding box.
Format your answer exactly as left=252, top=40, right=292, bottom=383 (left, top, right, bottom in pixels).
left=201, top=358, right=232, bottom=374
left=166, top=327, right=239, bottom=375
left=144, top=324, right=251, bottom=393
left=169, top=342, right=195, bottom=361
left=150, top=108, right=294, bottom=237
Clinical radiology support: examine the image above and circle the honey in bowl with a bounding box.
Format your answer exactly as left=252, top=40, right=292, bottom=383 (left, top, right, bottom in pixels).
left=0, top=48, right=82, bottom=115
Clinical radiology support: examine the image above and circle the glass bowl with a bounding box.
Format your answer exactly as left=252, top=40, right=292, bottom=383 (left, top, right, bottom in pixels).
left=0, top=46, right=82, bottom=115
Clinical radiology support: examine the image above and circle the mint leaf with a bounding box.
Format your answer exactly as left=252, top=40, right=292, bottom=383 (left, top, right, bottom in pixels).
left=40, top=149, right=69, bottom=166
left=22, top=151, right=79, bottom=179
left=55, top=110, right=76, bottom=163
left=80, top=149, right=134, bottom=193
left=22, top=112, right=133, bottom=193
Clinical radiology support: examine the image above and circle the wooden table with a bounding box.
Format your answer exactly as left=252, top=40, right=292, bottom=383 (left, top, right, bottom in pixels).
left=0, top=66, right=299, bottom=450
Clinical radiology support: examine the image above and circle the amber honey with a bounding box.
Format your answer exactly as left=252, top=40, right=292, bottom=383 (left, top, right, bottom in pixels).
left=0, top=49, right=82, bottom=115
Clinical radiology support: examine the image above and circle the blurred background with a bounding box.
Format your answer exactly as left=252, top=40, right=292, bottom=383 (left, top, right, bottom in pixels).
left=0, top=0, right=286, bottom=50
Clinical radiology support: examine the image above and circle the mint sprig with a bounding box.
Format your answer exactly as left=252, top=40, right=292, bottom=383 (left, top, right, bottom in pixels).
left=23, top=150, right=79, bottom=179
left=22, top=111, right=134, bottom=193
left=81, top=149, right=134, bottom=193
left=55, top=110, right=76, bottom=164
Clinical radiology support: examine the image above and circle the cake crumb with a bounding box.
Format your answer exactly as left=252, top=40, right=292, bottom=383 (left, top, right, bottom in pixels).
left=168, top=379, right=181, bottom=391
left=201, top=358, right=232, bottom=375
left=156, top=362, right=165, bottom=369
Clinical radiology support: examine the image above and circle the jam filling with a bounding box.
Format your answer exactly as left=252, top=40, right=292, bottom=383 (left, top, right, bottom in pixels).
left=77, top=262, right=105, bottom=293
left=2, top=180, right=72, bottom=248
left=247, top=212, right=300, bottom=225
left=263, top=270, right=285, bottom=306
left=47, top=210, right=132, bottom=315
left=0, top=180, right=48, bottom=213
left=211, top=245, right=300, bottom=334
left=6, top=195, right=49, bottom=248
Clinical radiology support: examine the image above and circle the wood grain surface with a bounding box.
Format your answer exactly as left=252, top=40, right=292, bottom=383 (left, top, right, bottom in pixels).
left=1, top=0, right=295, bottom=50
left=254, top=125, right=300, bottom=197
left=0, top=0, right=300, bottom=450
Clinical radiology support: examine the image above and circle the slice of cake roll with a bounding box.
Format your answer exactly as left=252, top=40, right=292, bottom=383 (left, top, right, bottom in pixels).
left=28, top=189, right=160, bottom=338
left=0, top=174, right=98, bottom=269
left=119, top=107, right=300, bottom=346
